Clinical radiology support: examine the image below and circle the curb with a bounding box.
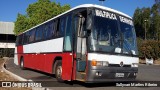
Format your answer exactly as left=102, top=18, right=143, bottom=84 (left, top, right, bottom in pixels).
left=2, top=58, right=47, bottom=90
left=2, top=58, right=27, bottom=81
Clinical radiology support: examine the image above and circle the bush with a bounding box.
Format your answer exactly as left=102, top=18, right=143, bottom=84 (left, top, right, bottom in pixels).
left=137, top=38, right=160, bottom=60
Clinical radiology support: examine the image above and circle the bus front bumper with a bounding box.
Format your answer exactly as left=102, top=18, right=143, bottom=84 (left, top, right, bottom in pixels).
left=86, top=66, right=138, bottom=82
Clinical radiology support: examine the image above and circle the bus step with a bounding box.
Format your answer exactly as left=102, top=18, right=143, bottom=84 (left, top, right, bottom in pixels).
left=80, top=72, right=86, bottom=75
left=80, top=72, right=86, bottom=79
left=76, top=79, right=85, bottom=82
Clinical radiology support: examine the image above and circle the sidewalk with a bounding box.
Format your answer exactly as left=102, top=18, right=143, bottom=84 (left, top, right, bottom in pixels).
left=0, top=58, right=17, bottom=81
left=0, top=58, right=31, bottom=90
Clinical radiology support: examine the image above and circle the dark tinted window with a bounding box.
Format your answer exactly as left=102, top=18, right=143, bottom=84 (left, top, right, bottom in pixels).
left=59, top=17, right=66, bottom=37
left=35, top=26, right=44, bottom=41
left=28, top=29, right=36, bottom=43
left=16, top=37, right=18, bottom=46
left=16, top=34, right=23, bottom=46
left=0, top=34, right=16, bottom=43
left=54, top=19, right=59, bottom=37
left=23, top=32, right=30, bottom=44
left=44, top=21, right=54, bottom=39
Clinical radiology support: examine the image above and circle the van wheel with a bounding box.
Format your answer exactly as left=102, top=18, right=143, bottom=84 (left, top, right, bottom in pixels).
left=55, top=61, right=63, bottom=82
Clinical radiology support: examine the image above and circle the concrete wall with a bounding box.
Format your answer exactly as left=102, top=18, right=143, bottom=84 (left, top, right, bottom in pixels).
left=0, top=22, right=14, bottom=34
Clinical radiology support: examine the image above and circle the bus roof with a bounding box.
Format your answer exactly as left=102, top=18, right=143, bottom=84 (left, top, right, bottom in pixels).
left=22, top=4, right=132, bottom=34
left=78, top=4, right=132, bottom=18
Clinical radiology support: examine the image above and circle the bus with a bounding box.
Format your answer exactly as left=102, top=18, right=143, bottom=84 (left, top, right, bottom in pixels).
left=14, top=4, right=139, bottom=82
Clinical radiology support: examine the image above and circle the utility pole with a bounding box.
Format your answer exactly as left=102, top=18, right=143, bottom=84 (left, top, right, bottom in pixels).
left=144, top=19, right=148, bottom=61
left=144, top=19, right=148, bottom=41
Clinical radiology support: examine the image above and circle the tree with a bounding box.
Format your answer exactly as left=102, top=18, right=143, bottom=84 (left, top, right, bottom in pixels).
left=133, top=7, right=143, bottom=38
left=133, top=7, right=151, bottom=39
left=151, top=3, right=160, bottom=41
left=14, top=14, right=29, bottom=35
left=133, top=3, right=160, bottom=40
left=14, top=0, right=70, bottom=35
left=141, top=7, right=151, bottom=39
left=133, top=3, right=160, bottom=59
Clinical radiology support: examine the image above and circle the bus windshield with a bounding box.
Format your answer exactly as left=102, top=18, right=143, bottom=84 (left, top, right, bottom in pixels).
left=89, top=10, right=138, bottom=56
left=119, top=19, right=138, bottom=55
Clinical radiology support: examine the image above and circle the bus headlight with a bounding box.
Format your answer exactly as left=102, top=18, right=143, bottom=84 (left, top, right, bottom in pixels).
left=131, top=63, right=138, bottom=67
left=97, top=61, right=103, bottom=66
left=103, top=61, right=109, bottom=66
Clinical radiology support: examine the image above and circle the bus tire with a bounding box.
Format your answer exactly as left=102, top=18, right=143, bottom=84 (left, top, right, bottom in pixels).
left=55, top=60, right=63, bottom=82
left=20, top=58, right=25, bottom=70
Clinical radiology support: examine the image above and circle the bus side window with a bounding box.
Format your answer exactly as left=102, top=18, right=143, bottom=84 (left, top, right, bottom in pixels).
left=35, top=26, right=44, bottom=41
left=16, top=36, right=19, bottom=46
left=44, top=24, right=49, bottom=39
left=19, top=34, right=23, bottom=45
left=16, top=34, right=23, bottom=46
left=63, top=14, right=72, bottom=51
left=44, top=21, right=54, bottom=39
left=23, top=32, right=29, bottom=44
left=29, top=29, right=36, bottom=43
left=58, top=17, right=66, bottom=37
left=48, top=21, right=55, bottom=38
left=54, top=19, right=59, bottom=37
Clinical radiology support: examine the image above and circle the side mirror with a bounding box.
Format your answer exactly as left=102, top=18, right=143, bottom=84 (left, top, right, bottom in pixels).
left=131, top=50, right=136, bottom=55
left=115, top=47, right=122, bottom=53
left=86, top=9, right=92, bottom=30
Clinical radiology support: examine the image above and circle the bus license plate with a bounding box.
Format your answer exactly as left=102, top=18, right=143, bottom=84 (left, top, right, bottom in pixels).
left=115, top=73, right=124, bottom=77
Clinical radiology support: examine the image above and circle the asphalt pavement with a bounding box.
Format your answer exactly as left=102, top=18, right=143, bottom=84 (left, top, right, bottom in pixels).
left=4, top=58, right=160, bottom=90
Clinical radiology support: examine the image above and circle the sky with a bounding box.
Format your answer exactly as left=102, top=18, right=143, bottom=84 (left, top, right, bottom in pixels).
left=0, top=0, right=155, bottom=22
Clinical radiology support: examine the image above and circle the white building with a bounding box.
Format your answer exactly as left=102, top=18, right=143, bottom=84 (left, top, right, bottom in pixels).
left=0, top=21, right=16, bottom=57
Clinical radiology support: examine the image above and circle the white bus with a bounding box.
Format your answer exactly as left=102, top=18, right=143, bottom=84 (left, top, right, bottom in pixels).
left=14, top=4, right=139, bottom=82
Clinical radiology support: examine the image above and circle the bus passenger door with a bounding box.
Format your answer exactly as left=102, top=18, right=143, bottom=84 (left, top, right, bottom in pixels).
left=74, top=11, right=88, bottom=81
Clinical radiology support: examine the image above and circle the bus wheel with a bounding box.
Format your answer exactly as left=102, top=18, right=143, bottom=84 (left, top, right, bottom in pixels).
left=55, top=61, right=63, bottom=82
left=20, top=58, right=25, bottom=70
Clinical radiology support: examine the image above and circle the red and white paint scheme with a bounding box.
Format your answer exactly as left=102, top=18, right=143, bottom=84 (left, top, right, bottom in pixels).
left=14, top=4, right=139, bottom=82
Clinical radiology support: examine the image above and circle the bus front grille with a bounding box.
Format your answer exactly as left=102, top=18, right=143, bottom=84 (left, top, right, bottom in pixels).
left=108, top=64, right=131, bottom=67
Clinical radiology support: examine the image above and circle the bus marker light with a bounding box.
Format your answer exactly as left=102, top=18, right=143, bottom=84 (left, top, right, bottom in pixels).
left=91, top=60, right=97, bottom=66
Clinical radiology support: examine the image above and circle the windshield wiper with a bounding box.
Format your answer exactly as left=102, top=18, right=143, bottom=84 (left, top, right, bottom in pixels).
left=120, top=33, right=134, bottom=56
left=123, top=40, right=134, bottom=56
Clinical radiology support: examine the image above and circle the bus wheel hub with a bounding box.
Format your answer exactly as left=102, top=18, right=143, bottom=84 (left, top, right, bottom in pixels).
left=57, top=66, right=62, bottom=78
